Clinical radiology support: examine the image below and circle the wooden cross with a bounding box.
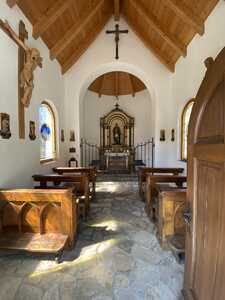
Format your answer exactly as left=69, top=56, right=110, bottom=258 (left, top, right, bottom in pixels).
left=0, top=20, right=27, bottom=139
left=106, top=24, right=128, bottom=59
left=18, top=21, right=28, bottom=139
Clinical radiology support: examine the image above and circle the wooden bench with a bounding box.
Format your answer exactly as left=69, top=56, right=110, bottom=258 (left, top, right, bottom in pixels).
left=138, top=167, right=184, bottom=200
left=33, top=174, right=90, bottom=219
left=145, top=175, right=187, bottom=220
left=0, top=188, right=78, bottom=262
left=53, top=167, right=97, bottom=199
left=156, top=185, right=186, bottom=249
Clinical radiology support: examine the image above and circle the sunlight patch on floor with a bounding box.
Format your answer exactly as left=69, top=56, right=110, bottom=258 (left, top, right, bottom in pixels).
left=89, top=219, right=119, bottom=231
left=96, top=181, right=121, bottom=193
left=28, top=238, right=120, bottom=278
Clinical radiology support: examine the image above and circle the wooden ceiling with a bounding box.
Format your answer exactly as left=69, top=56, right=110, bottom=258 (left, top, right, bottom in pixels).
left=88, top=71, right=146, bottom=97
left=7, top=0, right=220, bottom=74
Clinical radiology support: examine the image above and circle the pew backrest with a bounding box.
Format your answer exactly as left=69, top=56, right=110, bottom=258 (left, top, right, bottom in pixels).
left=53, top=167, right=97, bottom=182
left=0, top=188, right=77, bottom=247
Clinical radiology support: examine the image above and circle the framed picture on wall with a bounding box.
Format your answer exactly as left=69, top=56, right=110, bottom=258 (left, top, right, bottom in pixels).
left=70, top=130, right=75, bottom=142
left=160, top=129, right=165, bottom=141
left=29, top=121, right=36, bottom=140
left=61, top=129, right=65, bottom=142
left=0, top=113, right=11, bottom=139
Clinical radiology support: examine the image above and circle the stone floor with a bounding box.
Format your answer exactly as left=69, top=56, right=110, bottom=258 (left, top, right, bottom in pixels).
left=0, top=179, right=184, bottom=300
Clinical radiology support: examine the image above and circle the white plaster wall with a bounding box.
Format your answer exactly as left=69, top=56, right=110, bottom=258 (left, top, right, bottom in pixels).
left=82, top=90, right=153, bottom=146
left=172, top=0, right=225, bottom=169
left=64, top=17, right=175, bottom=167
left=2, top=0, right=223, bottom=179
left=0, top=2, right=67, bottom=188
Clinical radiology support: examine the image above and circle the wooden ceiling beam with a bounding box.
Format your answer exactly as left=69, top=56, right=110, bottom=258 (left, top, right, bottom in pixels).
left=115, top=72, right=119, bottom=97
left=129, top=0, right=186, bottom=57
left=51, top=0, right=105, bottom=60
left=98, top=75, right=106, bottom=98
left=163, top=0, right=204, bottom=35
left=128, top=74, right=135, bottom=97
left=61, top=11, right=111, bottom=74
left=123, top=14, right=175, bottom=73
left=7, top=0, right=18, bottom=8
left=33, top=0, right=73, bottom=39
left=114, top=0, right=120, bottom=21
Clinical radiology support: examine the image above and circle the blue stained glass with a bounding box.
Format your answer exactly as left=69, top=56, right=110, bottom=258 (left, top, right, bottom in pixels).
left=40, top=123, right=51, bottom=141
left=39, top=103, right=56, bottom=161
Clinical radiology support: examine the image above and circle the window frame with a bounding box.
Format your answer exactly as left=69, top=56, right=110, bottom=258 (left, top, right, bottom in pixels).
left=39, top=101, right=57, bottom=164
left=180, top=99, right=195, bottom=162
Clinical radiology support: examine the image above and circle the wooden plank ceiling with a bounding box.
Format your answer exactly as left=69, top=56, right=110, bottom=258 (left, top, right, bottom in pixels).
left=7, top=0, right=219, bottom=74
left=88, top=71, right=146, bottom=97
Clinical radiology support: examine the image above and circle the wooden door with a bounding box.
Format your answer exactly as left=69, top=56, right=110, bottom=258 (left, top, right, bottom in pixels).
left=183, top=50, right=225, bottom=300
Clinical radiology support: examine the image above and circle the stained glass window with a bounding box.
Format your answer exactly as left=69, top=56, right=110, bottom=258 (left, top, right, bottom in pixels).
left=181, top=100, right=194, bottom=161
left=39, top=102, right=56, bottom=162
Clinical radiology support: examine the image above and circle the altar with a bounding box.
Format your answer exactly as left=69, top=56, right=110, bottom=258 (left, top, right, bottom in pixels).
left=105, top=151, right=130, bottom=171
left=100, top=104, right=135, bottom=173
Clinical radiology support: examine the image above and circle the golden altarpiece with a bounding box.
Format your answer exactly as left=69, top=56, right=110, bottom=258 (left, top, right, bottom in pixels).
left=100, top=104, right=135, bottom=172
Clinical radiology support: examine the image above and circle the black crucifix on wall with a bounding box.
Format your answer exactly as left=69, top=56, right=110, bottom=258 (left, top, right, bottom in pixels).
left=106, top=24, right=128, bottom=59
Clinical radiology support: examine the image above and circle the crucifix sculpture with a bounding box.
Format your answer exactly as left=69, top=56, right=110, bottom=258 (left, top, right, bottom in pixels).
left=106, top=24, right=128, bottom=59
left=0, top=19, right=43, bottom=138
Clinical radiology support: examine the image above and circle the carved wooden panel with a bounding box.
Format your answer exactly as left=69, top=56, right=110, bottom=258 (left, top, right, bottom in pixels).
left=0, top=189, right=78, bottom=248
left=2, top=201, right=63, bottom=234
left=157, top=190, right=186, bottom=247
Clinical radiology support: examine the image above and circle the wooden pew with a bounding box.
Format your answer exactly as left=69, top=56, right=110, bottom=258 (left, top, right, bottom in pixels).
left=53, top=167, right=97, bottom=199
left=156, top=186, right=186, bottom=246
left=154, top=184, right=186, bottom=263
left=32, top=174, right=90, bottom=219
left=0, top=188, right=78, bottom=262
left=138, top=167, right=184, bottom=200
left=145, top=175, right=187, bottom=220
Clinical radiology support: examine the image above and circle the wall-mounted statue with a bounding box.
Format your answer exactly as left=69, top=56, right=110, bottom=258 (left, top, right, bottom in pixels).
left=0, top=113, right=11, bottom=139
left=0, top=20, right=43, bottom=108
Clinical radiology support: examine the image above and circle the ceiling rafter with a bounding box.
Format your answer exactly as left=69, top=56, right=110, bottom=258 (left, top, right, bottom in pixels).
left=115, top=72, right=119, bottom=97
left=6, top=0, right=18, bottom=7
left=128, top=73, right=135, bottom=97
left=89, top=71, right=146, bottom=96
left=163, top=0, right=204, bottom=35
left=98, top=75, right=106, bottom=98
left=114, top=0, right=120, bottom=21
left=6, top=0, right=218, bottom=74
left=61, top=11, right=111, bottom=74
left=123, top=14, right=175, bottom=72
left=50, top=0, right=106, bottom=60
left=33, top=0, right=73, bottom=39
left=129, top=0, right=186, bottom=57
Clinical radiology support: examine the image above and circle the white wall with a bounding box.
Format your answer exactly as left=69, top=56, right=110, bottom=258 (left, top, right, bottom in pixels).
left=172, top=0, right=225, bottom=167
left=0, top=2, right=67, bottom=188
left=64, top=17, right=175, bottom=167
left=82, top=90, right=153, bottom=146
left=2, top=0, right=224, bottom=179
left=64, top=1, right=225, bottom=169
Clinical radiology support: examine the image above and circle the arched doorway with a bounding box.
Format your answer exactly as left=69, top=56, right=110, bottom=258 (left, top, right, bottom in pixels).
left=79, top=69, right=155, bottom=169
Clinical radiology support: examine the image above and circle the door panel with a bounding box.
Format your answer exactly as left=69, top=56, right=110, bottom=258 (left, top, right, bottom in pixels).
left=197, top=82, right=224, bottom=144
left=192, top=161, right=223, bottom=300
left=183, top=48, right=225, bottom=300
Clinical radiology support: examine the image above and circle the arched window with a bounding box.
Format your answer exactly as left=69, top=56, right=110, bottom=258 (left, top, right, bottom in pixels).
left=39, top=101, right=57, bottom=163
left=181, top=100, right=195, bottom=161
